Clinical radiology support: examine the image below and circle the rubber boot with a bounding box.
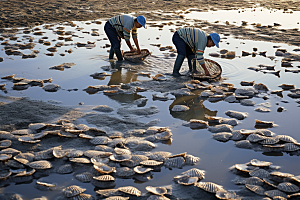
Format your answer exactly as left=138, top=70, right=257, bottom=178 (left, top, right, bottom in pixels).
left=114, top=48, right=123, bottom=61
left=172, top=54, right=185, bottom=77
left=109, top=47, right=114, bottom=59
left=187, top=55, right=196, bottom=74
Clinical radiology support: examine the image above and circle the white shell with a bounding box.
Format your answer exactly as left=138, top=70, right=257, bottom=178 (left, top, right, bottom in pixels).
left=171, top=105, right=190, bottom=112
left=62, top=185, right=86, bottom=197
left=164, top=157, right=185, bottom=168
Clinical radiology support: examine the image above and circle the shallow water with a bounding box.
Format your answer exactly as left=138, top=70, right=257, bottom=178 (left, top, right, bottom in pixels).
left=1, top=8, right=300, bottom=200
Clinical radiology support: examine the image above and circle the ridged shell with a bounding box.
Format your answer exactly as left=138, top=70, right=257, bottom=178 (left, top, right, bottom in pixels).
left=93, top=175, right=115, bottom=181
left=212, top=132, right=232, bottom=142
left=74, top=172, right=93, bottom=183
left=140, top=160, right=163, bottom=166
left=0, top=148, right=20, bottom=155
left=53, top=147, right=68, bottom=158
left=256, top=129, right=276, bottom=137
left=145, top=186, right=167, bottom=195
left=245, top=184, right=265, bottom=195
left=208, top=124, right=233, bottom=133
left=84, top=150, right=110, bottom=158
left=250, top=159, right=272, bottom=167
left=69, top=158, right=91, bottom=164
left=147, top=195, right=170, bottom=200
left=28, top=123, right=46, bottom=130
left=114, top=148, right=131, bottom=155
left=288, top=193, right=300, bottom=198
left=34, top=148, right=54, bottom=160
left=259, top=137, right=280, bottom=145
left=110, top=154, right=131, bottom=162
left=264, top=190, right=287, bottom=198
left=283, top=143, right=300, bottom=152
left=277, top=182, right=300, bottom=192
left=246, top=134, right=266, bottom=142
left=215, top=190, right=236, bottom=200
left=0, top=140, right=12, bottom=148
left=67, top=150, right=83, bottom=158
left=36, top=179, right=56, bottom=187
left=255, top=119, right=274, bottom=127
left=171, top=105, right=190, bottom=112
left=70, top=193, right=95, bottom=200
left=189, top=119, right=209, bottom=129
left=118, top=186, right=141, bottom=196
left=79, top=134, right=94, bottom=139
left=182, top=168, right=205, bottom=179
left=90, top=136, right=111, bottom=145
left=155, top=131, right=172, bottom=140
left=240, top=129, right=256, bottom=135
left=148, top=151, right=171, bottom=162
left=27, top=160, right=52, bottom=169
left=115, top=167, right=135, bottom=177
left=249, top=169, right=270, bottom=178
left=225, top=110, right=248, bottom=120
left=95, top=145, right=114, bottom=152
left=235, top=164, right=258, bottom=173
left=164, top=157, right=185, bottom=168
left=244, top=177, right=264, bottom=186
left=58, top=131, right=77, bottom=138
left=32, top=132, right=48, bottom=139
left=276, top=135, right=297, bottom=143
left=94, top=164, right=116, bottom=174
left=105, top=197, right=129, bottom=200
left=56, top=164, right=73, bottom=174
left=185, top=154, right=200, bottom=165
left=175, top=175, right=198, bottom=185
left=0, top=154, right=12, bottom=161
left=91, top=156, right=109, bottom=165
left=291, top=175, right=300, bottom=183
left=134, top=166, right=153, bottom=174
left=231, top=130, right=247, bottom=141
left=263, top=178, right=277, bottom=188
left=6, top=160, right=24, bottom=168
left=0, top=170, right=12, bottom=180
left=271, top=171, right=294, bottom=178
left=235, top=140, right=253, bottom=149
left=62, top=185, right=86, bottom=197
left=195, top=182, right=223, bottom=193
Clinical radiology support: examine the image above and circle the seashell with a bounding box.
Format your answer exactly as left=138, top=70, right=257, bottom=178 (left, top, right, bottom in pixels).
left=74, top=172, right=93, bottom=183
left=283, top=143, right=300, bottom=152
left=53, top=147, right=68, bottom=158
left=288, top=193, right=300, bottom=198
left=208, top=95, right=226, bottom=102
left=58, top=131, right=77, bottom=138
left=246, top=134, right=266, bottom=142
left=122, top=155, right=148, bottom=168
left=145, top=186, right=167, bottom=195
left=118, top=186, right=141, bottom=196
left=84, top=150, right=109, bottom=158
left=0, top=148, right=20, bottom=156
left=215, top=190, right=236, bottom=200
left=249, top=168, right=270, bottom=178
left=225, top=110, right=248, bottom=120
left=67, top=150, right=83, bottom=158
left=277, top=182, right=300, bottom=192
left=146, top=195, right=170, bottom=200
left=271, top=171, right=294, bottom=178
left=255, top=107, right=271, bottom=112
left=114, top=148, right=131, bottom=155
left=184, top=154, right=200, bottom=165
left=14, top=168, right=36, bottom=177
left=95, top=145, right=114, bottom=152
left=91, top=156, right=109, bottom=165
left=245, top=184, right=265, bottom=195
left=181, top=168, right=205, bottom=179
left=115, top=167, right=135, bottom=177
left=276, top=135, right=297, bottom=143
left=62, top=185, right=86, bottom=197
left=235, top=140, right=253, bottom=149
left=171, top=105, right=190, bottom=112
left=105, top=197, right=129, bottom=200
left=70, top=193, right=94, bottom=200
left=259, top=137, right=280, bottom=145
left=11, top=129, right=33, bottom=135
left=110, top=154, right=131, bottom=162
left=250, top=159, right=272, bottom=167
left=140, top=160, right=163, bottom=166
left=0, top=154, right=12, bottom=161
left=18, top=136, right=40, bottom=143
left=164, top=157, right=185, bottom=168
left=28, top=123, right=46, bottom=130
left=243, top=177, right=264, bottom=186
left=35, top=148, right=55, bottom=160
left=175, top=175, right=198, bottom=185
left=219, top=118, right=239, bottom=126
left=69, top=158, right=91, bottom=164
left=148, top=151, right=171, bottom=162
left=278, top=84, right=295, bottom=90
left=195, top=182, right=223, bottom=193
left=27, top=160, right=52, bottom=169
left=263, top=144, right=284, bottom=151
left=36, top=179, right=56, bottom=187
left=240, top=129, right=256, bottom=135
left=0, top=170, right=12, bottom=180
left=240, top=99, right=256, bottom=106
left=94, top=164, right=116, bottom=174
left=208, top=124, right=233, bottom=133
left=212, top=132, right=232, bottom=142
left=240, top=81, right=255, bottom=86
left=56, top=164, right=73, bottom=174
left=168, top=152, right=186, bottom=158
left=79, top=134, right=94, bottom=139
left=255, top=119, right=274, bottom=127
left=231, top=130, right=247, bottom=141
left=291, top=175, right=300, bottom=183
left=90, top=136, right=112, bottom=145
left=265, top=190, right=287, bottom=198
left=235, top=164, right=258, bottom=173
left=32, top=132, right=48, bottom=139
left=155, top=131, right=172, bottom=140
left=134, top=166, right=153, bottom=174
left=263, top=178, right=277, bottom=188
left=189, top=119, right=209, bottom=129
left=0, top=140, right=12, bottom=148
left=93, top=175, right=115, bottom=181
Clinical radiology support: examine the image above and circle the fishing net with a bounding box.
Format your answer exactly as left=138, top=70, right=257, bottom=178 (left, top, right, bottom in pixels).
left=192, top=58, right=222, bottom=80
left=123, top=49, right=151, bottom=63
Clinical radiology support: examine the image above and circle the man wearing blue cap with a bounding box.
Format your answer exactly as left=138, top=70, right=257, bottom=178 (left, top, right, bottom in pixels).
left=104, top=15, right=146, bottom=61
left=172, top=27, right=220, bottom=77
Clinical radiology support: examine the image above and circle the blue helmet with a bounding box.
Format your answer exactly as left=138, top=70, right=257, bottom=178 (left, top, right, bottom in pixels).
left=136, top=15, right=146, bottom=28
left=210, top=33, right=220, bottom=48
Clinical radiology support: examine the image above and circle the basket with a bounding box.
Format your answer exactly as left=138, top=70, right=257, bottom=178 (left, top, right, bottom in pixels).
left=192, top=58, right=222, bottom=81
left=123, top=49, right=151, bottom=63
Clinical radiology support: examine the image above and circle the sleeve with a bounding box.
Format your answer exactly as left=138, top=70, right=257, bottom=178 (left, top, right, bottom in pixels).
left=123, top=28, right=131, bottom=41
left=196, top=50, right=205, bottom=65
left=131, top=27, right=137, bottom=39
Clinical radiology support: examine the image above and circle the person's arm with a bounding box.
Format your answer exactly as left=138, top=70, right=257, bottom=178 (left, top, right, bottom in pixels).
left=132, top=27, right=141, bottom=54
left=197, top=49, right=210, bottom=76
left=123, top=28, right=135, bottom=52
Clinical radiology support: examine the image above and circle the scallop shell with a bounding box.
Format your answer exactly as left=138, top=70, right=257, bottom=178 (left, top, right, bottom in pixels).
left=240, top=129, right=256, bottom=135
left=270, top=171, right=294, bottom=178
left=79, top=134, right=94, bottom=139
left=28, top=123, right=46, bottom=130
left=53, top=147, right=68, bottom=158
left=235, top=164, right=258, bottom=173
left=264, top=190, right=287, bottom=198
left=27, top=160, right=52, bottom=169
left=114, top=148, right=131, bottom=155
left=0, top=148, right=21, bottom=155
left=84, top=150, right=110, bottom=158
left=0, top=140, right=12, bottom=148
left=70, top=193, right=94, bottom=200
left=189, top=119, right=209, bottom=129
left=90, top=136, right=112, bottom=145
left=14, top=168, right=36, bottom=177
left=185, top=154, right=200, bottom=165
left=291, top=175, right=300, bottom=183
left=235, top=140, right=253, bottom=149
left=74, top=172, right=93, bottom=183
left=93, top=175, right=115, bottom=181
left=118, top=186, right=141, bottom=197
left=231, top=130, right=247, bottom=141
left=115, top=167, right=135, bottom=177
left=245, top=184, right=265, bottom=195
left=278, top=84, right=295, bottom=90
left=255, top=119, right=274, bottom=127
left=256, top=129, right=276, bottom=137
left=105, top=197, right=129, bottom=200
left=62, top=185, right=86, bottom=197
left=208, top=124, right=233, bottom=133
left=240, top=177, right=264, bottom=186
left=288, top=193, right=300, bottom=198
left=175, top=175, right=198, bottom=185
left=134, top=166, right=153, bottom=174
left=0, top=170, right=12, bottom=180
left=283, top=143, right=300, bottom=152
left=110, top=154, right=131, bottom=162
left=171, top=105, right=190, bottom=112
left=94, top=164, right=116, bottom=174
left=69, top=158, right=91, bottom=164
left=259, top=137, right=280, bottom=145
left=67, top=150, right=83, bottom=158
left=195, top=182, right=223, bottom=193
left=215, top=190, right=236, bottom=200
left=145, top=186, right=167, bottom=195
left=249, top=168, right=270, bottom=178
left=276, top=135, right=297, bottom=143
left=58, top=131, right=77, bottom=138
left=140, top=160, right=163, bottom=166
left=95, top=145, right=114, bottom=152
left=225, top=110, right=248, bottom=120
left=164, top=157, right=185, bottom=168
left=148, top=151, right=171, bottom=162
left=0, top=154, right=12, bottom=161
left=182, top=168, right=205, bottom=179
left=250, top=159, right=272, bottom=167
left=277, top=182, right=300, bottom=192
left=155, top=131, right=172, bottom=140
left=246, top=134, right=266, bottom=142
left=91, top=156, right=110, bottom=165
left=212, top=132, right=232, bottom=142
left=168, top=152, right=186, bottom=158
left=262, top=178, right=277, bottom=188
left=36, top=179, right=56, bottom=187
left=56, top=164, right=73, bottom=174
left=35, top=148, right=55, bottom=160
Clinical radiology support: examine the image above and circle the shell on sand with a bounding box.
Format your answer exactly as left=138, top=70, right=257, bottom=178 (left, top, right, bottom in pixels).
left=114, top=148, right=131, bottom=155
left=115, top=167, right=135, bottom=177
left=140, top=160, right=163, bottom=166
left=69, top=158, right=91, bottom=164
left=235, top=164, right=258, bottom=173
left=118, top=186, right=141, bottom=196
left=249, top=169, right=270, bottom=179
left=93, top=175, right=115, bottom=181
left=212, top=132, right=232, bottom=142
left=215, top=190, right=236, bottom=200
left=90, top=136, right=112, bottom=145
left=36, top=179, right=56, bottom=187
left=276, top=135, right=297, bottom=143
left=283, top=143, right=300, bottom=152
left=277, top=182, right=300, bottom=193
left=195, top=182, right=223, bottom=193
left=250, top=159, right=272, bottom=167
left=246, top=134, right=266, bottom=143
left=270, top=171, right=294, bottom=178
left=134, top=166, right=153, bottom=174
left=184, top=154, right=200, bottom=165
left=164, top=157, right=185, bottom=168
left=189, top=119, right=209, bottom=129
left=259, top=137, right=280, bottom=145
left=263, top=178, right=277, bottom=188
left=171, top=105, right=190, bottom=112
left=145, top=186, right=167, bottom=195
left=181, top=168, right=205, bottom=179
left=110, top=154, right=131, bottom=162
left=245, top=184, right=265, bottom=195
left=74, top=172, right=93, bottom=183
left=91, top=156, right=109, bottom=165
left=53, top=147, right=68, bottom=158
left=255, top=119, right=274, bottom=127
left=27, top=160, right=52, bottom=169
left=264, top=190, right=287, bottom=198
left=0, top=140, right=12, bottom=148
left=148, top=151, right=171, bottom=162
left=94, top=164, right=116, bottom=174
left=62, top=185, right=86, bottom=197
left=175, top=175, right=198, bottom=186
left=235, top=140, right=253, bottom=149
left=56, top=164, right=73, bottom=174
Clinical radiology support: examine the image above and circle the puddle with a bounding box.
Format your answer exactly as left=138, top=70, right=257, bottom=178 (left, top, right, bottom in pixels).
left=1, top=10, right=300, bottom=200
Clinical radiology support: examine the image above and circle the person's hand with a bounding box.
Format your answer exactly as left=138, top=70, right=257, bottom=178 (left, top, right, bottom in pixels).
left=136, top=49, right=141, bottom=54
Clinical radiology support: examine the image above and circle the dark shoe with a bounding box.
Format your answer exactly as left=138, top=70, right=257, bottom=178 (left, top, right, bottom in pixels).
left=114, top=48, right=123, bottom=61
left=173, top=54, right=185, bottom=75
left=172, top=72, right=182, bottom=77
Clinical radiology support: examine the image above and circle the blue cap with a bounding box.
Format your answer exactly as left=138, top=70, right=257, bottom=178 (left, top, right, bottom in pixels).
left=210, top=33, right=220, bottom=48
left=137, top=15, right=146, bottom=28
